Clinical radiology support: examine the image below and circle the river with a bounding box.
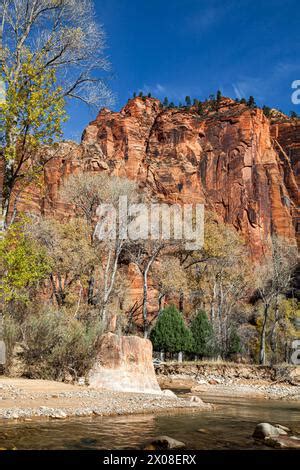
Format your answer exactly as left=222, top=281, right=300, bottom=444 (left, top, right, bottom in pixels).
left=0, top=395, right=299, bottom=450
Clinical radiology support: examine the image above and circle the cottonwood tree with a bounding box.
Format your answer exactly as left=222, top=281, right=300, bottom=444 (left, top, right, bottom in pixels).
left=183, top=213, right=252, bottom=357
left=27, top=216, right=96, bottom=308
left=124, top=239, right=166, bottom=338
left=255, top=237, right=297, bottom=365
left=153, top=256, right=188, bottom=315
left=0, top=0, right=112, bottom=232
left=61, top=172, right=137, bottom=327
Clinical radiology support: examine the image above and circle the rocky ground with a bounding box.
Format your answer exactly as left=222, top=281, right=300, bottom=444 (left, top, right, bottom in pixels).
left=156, top=363, right=300, bottom=401
left=0, top=377, right=212, bottom=421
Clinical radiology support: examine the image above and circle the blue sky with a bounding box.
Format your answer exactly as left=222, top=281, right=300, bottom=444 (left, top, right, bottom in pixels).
left=63, top=0, right=300, bottom=140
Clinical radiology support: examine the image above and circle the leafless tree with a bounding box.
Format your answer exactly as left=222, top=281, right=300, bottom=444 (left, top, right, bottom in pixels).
left=0, top=0, right=112, bottom=107
left=0, top=1, right=113, bottom=232
left=255, top=237, right=297, bottom=365
left=61, top=172, right=137, bottom=327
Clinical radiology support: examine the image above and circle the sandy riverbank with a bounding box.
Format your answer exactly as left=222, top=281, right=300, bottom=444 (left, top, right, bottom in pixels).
left=0, top=377, right=212, bottom=421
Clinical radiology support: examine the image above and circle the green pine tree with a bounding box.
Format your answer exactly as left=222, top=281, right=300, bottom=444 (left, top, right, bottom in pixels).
left=227, top=326, right=242, bottom=357
left=190, top=310, right=215, bottom=358
left=247, top=95, right=256, bottom=108
left=133, top=92, right=136, bottom=98
left=216, top=90, right=222, bottom=102
left=263, top=105, right=271, bottom=117
left=150, top=305, right=193, bottom=354
left=185, top=95, right=192, bottom=107
left=197, top=101, right=204, bottom=115
left=163, top=97, right=169, bottom=107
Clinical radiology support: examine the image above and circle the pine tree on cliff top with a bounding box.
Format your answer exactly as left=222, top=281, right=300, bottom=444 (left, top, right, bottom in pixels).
left=190, top=310, right=215, bottom=358
left=150, top=305, right=193, bottom=353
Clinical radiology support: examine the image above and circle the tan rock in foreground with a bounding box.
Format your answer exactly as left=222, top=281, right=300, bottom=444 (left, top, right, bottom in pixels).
left=88, top=333, right=162, bottom=394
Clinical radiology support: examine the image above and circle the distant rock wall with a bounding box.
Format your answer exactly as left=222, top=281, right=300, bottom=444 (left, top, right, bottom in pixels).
left=88, top=333, right=162, bottom=394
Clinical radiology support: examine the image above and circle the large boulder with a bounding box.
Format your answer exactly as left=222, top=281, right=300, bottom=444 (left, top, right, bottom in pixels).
left=88, top=333, right=161, bottom=394
left=253, top=423, right=287, bottom=439
left=142, top=436, right=185, bottom=450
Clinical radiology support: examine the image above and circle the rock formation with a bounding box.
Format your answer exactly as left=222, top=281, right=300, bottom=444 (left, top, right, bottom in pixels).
left=12, top=96, right=298, bottom=260
left=88, top=332, right=162, bottom=394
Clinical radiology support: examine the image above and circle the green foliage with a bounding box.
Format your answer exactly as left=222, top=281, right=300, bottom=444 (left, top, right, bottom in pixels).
left=169, top=102, right=175, bottom=109
left=263, top=105, right=271, bottom=117
left=150, top=305, right=193, bottom=353
left=163, top=97, right=169, bottom=107
left=216, top=90, right=222, bottom=102
left=148, top=92, right=152, bottom=98
left=197, top=101, right=204, bottom=115
left=190, top=310, right=215, bottom=357
left=0, top=222, right=51, bottom=302
left=21, top=310, right=103, bottom=380
left=138, top=91, right=143, bottom=97
left=133, top=92, right=136, bottom=98
left=185, top=96, right=191, bottom=107
left=227, top=326, right=242, bottom=356
left=247, top=95, right=256, bottom=108
left=239, top=98, right=247, bottom=104
left=290, top=110, right=298, bottom=118
left=0, top=51, right=67, bottom=162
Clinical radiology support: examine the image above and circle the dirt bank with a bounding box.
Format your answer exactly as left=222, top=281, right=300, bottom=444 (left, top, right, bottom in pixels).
left=0, top=377, right=212, bottom=422
left=156, top=362, right=300, bottom=401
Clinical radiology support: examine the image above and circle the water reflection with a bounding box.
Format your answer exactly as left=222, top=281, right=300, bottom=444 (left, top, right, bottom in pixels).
left=0, top=397, right=299, bottom=450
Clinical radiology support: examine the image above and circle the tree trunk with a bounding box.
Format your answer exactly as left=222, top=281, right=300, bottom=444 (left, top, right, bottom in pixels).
left=179, top=292, right=184, bottom=312
left=178, top=351, right=183, bottom=362
left=158, top=293, right=165, bottom=316
left=143, top=268, right=149, bottom=338
left=259, top=304, right=269, bottom=365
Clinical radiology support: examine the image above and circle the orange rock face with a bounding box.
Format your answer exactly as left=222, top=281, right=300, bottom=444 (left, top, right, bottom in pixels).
left=81, top=97, right=298, bottom=258
left=8, top=97, right=299, bottom=259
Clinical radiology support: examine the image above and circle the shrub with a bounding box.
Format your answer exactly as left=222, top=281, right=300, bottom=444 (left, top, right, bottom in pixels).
left=2, top=315, right=20, bottom=372
left=21, top=310, right=103, bottom=380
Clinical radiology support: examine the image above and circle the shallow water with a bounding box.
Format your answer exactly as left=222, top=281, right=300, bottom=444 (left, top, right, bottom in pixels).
left=0, top=396, right=299, bottom=450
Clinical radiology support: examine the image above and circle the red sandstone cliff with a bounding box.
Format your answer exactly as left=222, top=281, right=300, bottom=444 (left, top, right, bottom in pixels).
left=15, top=96, right=297, bottom=259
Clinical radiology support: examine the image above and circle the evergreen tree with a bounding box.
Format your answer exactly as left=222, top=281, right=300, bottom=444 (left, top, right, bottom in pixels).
left=263, top=105, right=271, bottom=117
left=169, top=102, right=175, bottom=109
left=139, top=91, right=143, bottom=97
left=290, top=110, right=298, bottom=118
left=185, top=96, right=192, bottom=107
left=190, top=310, right=215, bottom=358
left=193, top=98, right=199, bottom=106
left=216, top=90, right=222, bottom=102
left=148, top=92, right=152, bottom=98
left=239, top=98, right=247, bottom=104
left=150, top=305, right=193, bottom=354
left=227, top=326, right=242, bottom=356
left=197, top=101, right=204, bottom=115
left=163, top=97, right=169, bottom=107
left=133, top=92, right=136, bottom=98
left=247, top=95, right=256, bottom=108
